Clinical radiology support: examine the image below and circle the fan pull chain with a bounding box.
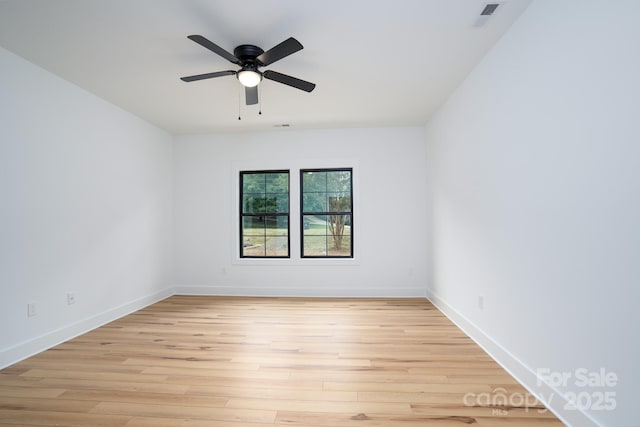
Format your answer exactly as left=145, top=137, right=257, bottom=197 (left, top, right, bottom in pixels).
left=238, top=86, right=242, bottom=120
left=258, top=85, right=262, bottom=115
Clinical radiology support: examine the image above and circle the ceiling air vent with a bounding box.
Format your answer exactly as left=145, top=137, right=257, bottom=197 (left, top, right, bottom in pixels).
left=474, top=3, right=500, bottom=27
left=480, top=3, right=500, bottom=16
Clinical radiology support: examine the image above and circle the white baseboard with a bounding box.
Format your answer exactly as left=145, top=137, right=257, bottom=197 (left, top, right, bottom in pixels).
left=174, top=285, right=425, bottom=298
left=0, top=287, right=174, bottom=370
left=426, top=289, right=602, bottom=427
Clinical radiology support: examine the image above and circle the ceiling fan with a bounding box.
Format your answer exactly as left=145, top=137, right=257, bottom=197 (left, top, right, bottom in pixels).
left=180, top=35, right=316, bottom=106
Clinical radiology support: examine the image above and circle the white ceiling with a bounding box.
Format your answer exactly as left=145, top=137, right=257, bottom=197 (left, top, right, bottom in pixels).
left=0, top=0, right=532, bottom=135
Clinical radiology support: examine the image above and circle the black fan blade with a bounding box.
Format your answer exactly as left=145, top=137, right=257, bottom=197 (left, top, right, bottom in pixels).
left=245, top=86, right=259, bottom=105
left=257, top=37, right=303, bottom=66
left=187, top=35, right=240, bottom=64
left=180, top=70, right=236, bottom=82
left=263, top=70, right=316, bottom=92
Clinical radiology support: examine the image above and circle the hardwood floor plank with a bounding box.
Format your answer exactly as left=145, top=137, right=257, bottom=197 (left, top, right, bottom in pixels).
left=124, top=417, right=277, bottom=427
left=58, top=389, right=228, bottom=408
left=359, top=390, right=483, bottom=405
left=181, top=377, right=323, bottom=391
left=231, top=354, right=372, bottom=367
left=275, top=410, right=480, bottom=426
left=91, top=401, right=277, bottom=423
left=410, top=404, right=558, bottom=419
left=185, top=384, right=356, bottom=402
left=36, top=377, right=191, bottom=394
left=289, top=370, right=450, bottom=383
left=0, top=396, right=98, bottom=413
left=0, top=385, right=65, bottom=399
left=20, top=368, right=168, bottom=383
left=140, top=365, right=290, bottom=380
left=476, top=417, right=565, bottom=426
left=0, top=409, right=131, bottom=427
left=121, top=356, right=261, bottom=371
left=324, top=381, right=492, bottom=394
left=225, top=396, right=413, bottom=415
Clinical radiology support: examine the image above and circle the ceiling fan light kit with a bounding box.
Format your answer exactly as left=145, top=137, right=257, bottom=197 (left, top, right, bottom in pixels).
left=237, top=69, right=262, bottom=87
left=181, top=35, right=315, bottom=109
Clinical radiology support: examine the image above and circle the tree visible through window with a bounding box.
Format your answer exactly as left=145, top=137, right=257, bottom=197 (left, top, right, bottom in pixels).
left=301, top=168, right=353, bottom=258
left=240, top=170, right=289, bottom=258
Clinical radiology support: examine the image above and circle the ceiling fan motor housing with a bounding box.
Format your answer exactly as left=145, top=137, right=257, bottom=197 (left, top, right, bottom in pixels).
left=234, top=44, right=264, bottom=68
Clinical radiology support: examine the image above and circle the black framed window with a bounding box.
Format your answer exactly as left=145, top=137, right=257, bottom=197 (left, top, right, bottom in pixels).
left=240, top=170, right=289, bottom=258
left=301, top=168, right=353, bottom=258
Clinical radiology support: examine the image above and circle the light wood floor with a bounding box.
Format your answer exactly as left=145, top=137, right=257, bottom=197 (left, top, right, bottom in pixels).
left=0, top=296, right=564, bottom=426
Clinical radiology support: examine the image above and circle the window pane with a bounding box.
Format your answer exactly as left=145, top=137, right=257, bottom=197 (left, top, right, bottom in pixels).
left=275, top=215, right=289, bottom=232
left=327, top=214, right=351, bottom=236
left=303, top=235, right=327, bottom=257
left=264, top=216, right=288, bottom=235
left=303, top=192, right=326, bottom=213
left=266, top=172, right=288, bottom=193
left=272, top=194, right=289, bottom=213
left=243, top=173, right=265, bottom=193
left=262, top=195, right=277, bottom=213
left=302, top=171, right=326, bottom=192
left=328, top=238, right=351, bottom=256
left=303, top=215, right=326, bottom=235
left=242, top=236, right=265, bottom=256
left=243, top=217, right=264, bottom=235
left=243, top=195, right=266, bottom=213
left=327, top=170, right=351, bottom=192
left=328, top=193, right=351, bottom=212
left=266, top=236, right=288, bottom=256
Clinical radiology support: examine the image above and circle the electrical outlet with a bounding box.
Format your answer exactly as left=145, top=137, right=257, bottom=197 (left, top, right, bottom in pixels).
left=27, top=302, right=37, bottom=317
left=478, top=296, right=484, bottom=310
left=67, top=292, right=76, bottom=305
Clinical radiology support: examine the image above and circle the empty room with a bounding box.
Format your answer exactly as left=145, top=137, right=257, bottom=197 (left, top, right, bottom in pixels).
left=0, top=1, right=637, bottom=426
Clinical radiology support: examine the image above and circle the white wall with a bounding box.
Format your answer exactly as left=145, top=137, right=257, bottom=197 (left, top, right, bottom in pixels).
left=173, top=127, right=428, bottom=297
left=425, top=1, right=640, bottom=426
left=0, top=47, right=174, bottom=368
